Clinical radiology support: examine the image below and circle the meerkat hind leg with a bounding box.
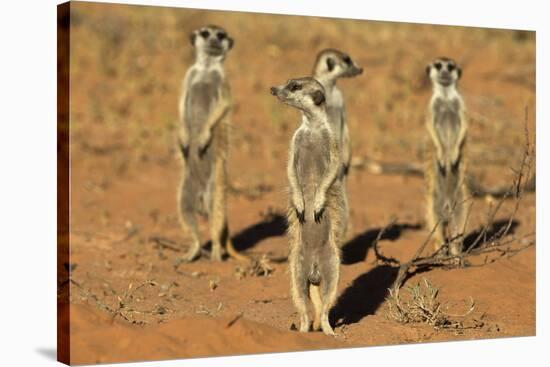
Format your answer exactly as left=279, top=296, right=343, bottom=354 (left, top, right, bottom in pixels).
left=309, top=284, right=323, bottom=331
left=179, top=206, right=202, bottom=262
left=208, top=210, right=225, bottom=262
left=448, top=200, right=467, bottom=256
left=225, top=236, right=251, bottom=263
left=320, top=249, right=339, bottom=336
left=291, top=257, right=311, bottom=332
left=211, top=162, right=250, bottom=263
left=208, top=163, right=228, bottom=262
left=427, top=186, right=447, bottom=255
left=342, top=183, right=352, bottom=241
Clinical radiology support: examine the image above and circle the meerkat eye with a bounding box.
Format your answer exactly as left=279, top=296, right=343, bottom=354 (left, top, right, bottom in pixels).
left=200, top=30, right=210, bottom=39
left=447, top=63, right=456, bottom=72
left=343, top=55, right=352, bottom=65
left=217, top=32, right=226, bottom=40
left=434, top=62, right=443, bottom=71
left=289, top=83, right=301, bottom=92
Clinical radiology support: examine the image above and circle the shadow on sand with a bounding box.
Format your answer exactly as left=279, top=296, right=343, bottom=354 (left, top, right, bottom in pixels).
left=341, top=222, right=421, bottom=265
left=463, top=218, right=519, bottom=250
left=330, top=265, right=398, bottom=326
left=330, top=218, right=520, bottom=327
left=231, top=213, right=287, bottom=252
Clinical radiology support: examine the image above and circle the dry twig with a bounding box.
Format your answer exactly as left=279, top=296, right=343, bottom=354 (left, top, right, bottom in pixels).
left=377, top=110, right=535, bottom=292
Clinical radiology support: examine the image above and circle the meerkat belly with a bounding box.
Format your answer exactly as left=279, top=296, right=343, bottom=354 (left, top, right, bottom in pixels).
left=182, top=81, right=220, bottom=215
left=295, top=133, right=332, bottom=248
left=296, top=139, right=329, bottom=209
left=433, top=159, right=464, bottom=220
left=434, top=98, right=461, bottom=158
left=186, top=82, right=218, bottom=137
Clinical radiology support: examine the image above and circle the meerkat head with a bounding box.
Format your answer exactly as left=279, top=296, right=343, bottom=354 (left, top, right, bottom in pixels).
left=312, top=49, right=363, bottom=81
left=189, top=25, right=234, bottom=59
left=270, top=77, right=326, bottom=114
left=426, top=57, right=462, bottom=88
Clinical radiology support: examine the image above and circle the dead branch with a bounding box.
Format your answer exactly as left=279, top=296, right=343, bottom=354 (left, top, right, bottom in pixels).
left=378, top=110, right=535, bottom=292
left=371, top=217, right=401, bottom=266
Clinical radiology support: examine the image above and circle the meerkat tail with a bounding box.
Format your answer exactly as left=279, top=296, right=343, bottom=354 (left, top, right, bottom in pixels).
left=225, top=238, right=251, bottom=263
left=309, top=283, right=323, bottom=331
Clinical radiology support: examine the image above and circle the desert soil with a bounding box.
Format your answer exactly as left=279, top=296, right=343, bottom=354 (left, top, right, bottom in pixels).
left=59, top=2, right=536, bottom=365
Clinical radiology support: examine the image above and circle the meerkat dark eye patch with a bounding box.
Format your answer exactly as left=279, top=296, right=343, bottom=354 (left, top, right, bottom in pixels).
left=200, top=30, right=210, bottom=39
left=447, top=63, right=455, bottom=72
left=311, top=90, right=325, bottom=106
left=342, top=55, right=352, bottom=65
left=326, top=57, right=335, bottom=72
left=216, top=32, right=226, bottom=40
left=434, top=62, right=443, bottom=71
left=289, top=82, right=302, bottom=92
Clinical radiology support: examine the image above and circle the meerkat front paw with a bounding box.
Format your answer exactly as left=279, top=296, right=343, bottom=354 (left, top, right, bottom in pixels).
left=437, top=159, right=447, bottom=176
left=178, top=140, right=189, bottom=159
left=313, top=193, right=326, bottom=223
left=295, top=208, right=306, bottom=224
left=293, top=195, right=306, bottom=224
left=342, top=164, right=350, bottom=177
left=197, top=129, right=212, bottom=157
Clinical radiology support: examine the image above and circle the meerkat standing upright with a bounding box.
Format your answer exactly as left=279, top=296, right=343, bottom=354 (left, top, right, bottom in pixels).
left=271, top=77, right=346, bottom=335
left=425, top=57, right=469, bottom=256
left=177, top=25, right=247, bottom=262
left=312, top=49, right=362, bottom=236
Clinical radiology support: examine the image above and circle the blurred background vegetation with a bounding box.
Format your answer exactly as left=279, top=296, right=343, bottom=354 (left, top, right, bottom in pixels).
left=69, top=2, right=535, bottom=198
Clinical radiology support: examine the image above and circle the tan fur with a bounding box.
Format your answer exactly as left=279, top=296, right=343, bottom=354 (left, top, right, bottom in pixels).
left=272, top=77, right=346, bottom=335
left=424, top=57, right=469, bottom=256
left=287, top=184, right=344, bottom=334
left=312, top=49, right=362, bottom=240
left=177, top=25, right=248, bottom=263
left=424, top=145, right=470, bottom=255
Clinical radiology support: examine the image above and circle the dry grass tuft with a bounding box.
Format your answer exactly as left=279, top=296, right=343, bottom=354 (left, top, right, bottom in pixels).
left=235, top=254, right=274, bottom=279
left=386, top=278, right=477, bottom=331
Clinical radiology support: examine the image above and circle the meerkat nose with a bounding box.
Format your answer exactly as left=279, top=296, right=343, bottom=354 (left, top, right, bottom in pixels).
left=358, top=67, right=364, bottom=74
left=270, top=87, right=278, bottom=96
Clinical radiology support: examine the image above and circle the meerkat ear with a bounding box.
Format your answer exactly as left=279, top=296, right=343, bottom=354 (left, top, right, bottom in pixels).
left=457, top=66, right=462, bottom=79
left=425, top=65, right=431, bottom=76
left=311, top=90, right=325, bottom=106
left=189, top=31, right=196, bottom=45
left=326, top=57, right=335, bottom=72
left=227, top=37, right=234, bottom=49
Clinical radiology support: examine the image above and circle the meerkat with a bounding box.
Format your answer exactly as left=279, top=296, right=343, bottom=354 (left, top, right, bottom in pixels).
left=177, top=25, right=247, bottom=263
left=425, top=57, right=469, bottom=256
left=271, top=77, right=346, bottom=335
left=312, top=49, right=363, bottom=177
left=312, top=49, right=362, bottom=237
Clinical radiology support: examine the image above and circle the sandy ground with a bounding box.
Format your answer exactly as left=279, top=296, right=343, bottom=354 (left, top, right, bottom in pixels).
left=59, top=2, right=536, bottom=365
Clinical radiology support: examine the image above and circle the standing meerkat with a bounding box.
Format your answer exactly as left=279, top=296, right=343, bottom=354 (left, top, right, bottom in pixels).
left=425, top=57, right=469, bottom=256
left=177, top=25, right=247, bottom=262
left=312, top=50, right=362, bottom=236
left=312, top=49, right=363, bottom=178
left=271, top=77, right=346, bottom=335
